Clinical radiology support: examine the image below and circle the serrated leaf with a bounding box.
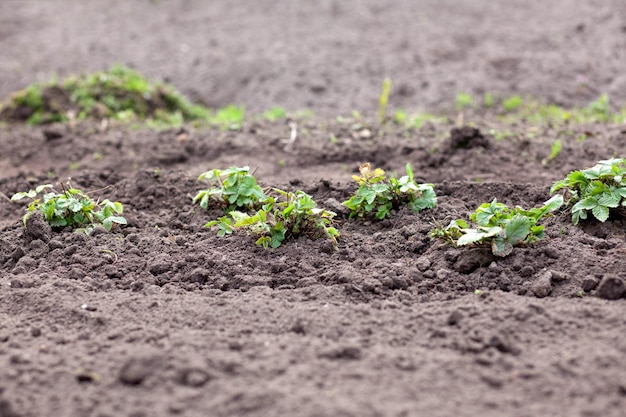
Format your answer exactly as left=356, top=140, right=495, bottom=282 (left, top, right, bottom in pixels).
left=592, top=205, right=610, bottom=222
left=504, top=215, right=531, bottom=245
left=615, top=187, right=626, bottom=198
left=576, top=197, right=598, bottom=210
left=597, top=193, right=620, bottom=208
left=69, top=199, right=83, bottom=212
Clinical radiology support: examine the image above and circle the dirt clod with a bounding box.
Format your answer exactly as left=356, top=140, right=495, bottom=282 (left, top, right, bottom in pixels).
left=24, top=212, right=52, bottom=243
left=581, top=276, right=600, bottom=292
left=532, top=271, right=553, bottom=298
left=119, top=357, right=159, bottom=386
left=596, top=275, right=626, bottom=300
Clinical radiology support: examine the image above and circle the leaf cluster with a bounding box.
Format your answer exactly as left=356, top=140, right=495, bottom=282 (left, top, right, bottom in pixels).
left=430, top=195, right=563, bottom=257
left=193, top=166, right=267, bottom=212
left=207, top=189, right=339, bottom=249
left=11, top=184, right=126, bottom=235
left=550, top=158, right=626, bottom=224
left=342, top=163, right=437, bottom=219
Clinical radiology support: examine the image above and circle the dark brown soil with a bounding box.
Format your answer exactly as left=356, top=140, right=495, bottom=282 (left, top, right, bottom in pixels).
left=1, top=2, right=626, bottom=417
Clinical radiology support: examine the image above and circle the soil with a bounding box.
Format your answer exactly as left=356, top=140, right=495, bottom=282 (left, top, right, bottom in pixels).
left=1, top=1, right=626, bottom=417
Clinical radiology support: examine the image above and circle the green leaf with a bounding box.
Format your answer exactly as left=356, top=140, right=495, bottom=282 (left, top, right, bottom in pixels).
left=68, top=198, right=83, bottom=212
left=49, top=217, right=67, bottom=227
left=107, top=216, right=127, bottom=225
left=615, top=187, right=626, bottom=198
left=592, top=205, right=610, bottom=222
left=504, top=215, right=531, bottom=245
left=576, top=197, right=598, bottom=210
left=597, top=193, right=620, bottom=208
left=376, top=205, right=391, bottom=219
left=541, top=194, right=564, bottom=214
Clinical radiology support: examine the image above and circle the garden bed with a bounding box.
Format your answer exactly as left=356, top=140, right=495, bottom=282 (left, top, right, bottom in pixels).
left=1, top=0, right=626, bottom=415
left=1, top=115, right=625, bottom=417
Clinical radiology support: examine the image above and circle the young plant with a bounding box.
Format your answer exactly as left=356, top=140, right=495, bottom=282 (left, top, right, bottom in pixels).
left=343, top=163, right=437, bottom=220
left=541, top=139, right=562, bottom=166
left=455, top=92, right=474, bottom=110
left=502, top=95, right=523, bottom=112
left=193, top=166, right=267, bottom=212
left=379, top=78, right=392, bottom=124
left=430, top=195, right=563, bottom=257
left=11, top=183, right=126, bottom=235
left=550, top=158, right=626, bottom=224
left=206, top=189, right=339, bottom=249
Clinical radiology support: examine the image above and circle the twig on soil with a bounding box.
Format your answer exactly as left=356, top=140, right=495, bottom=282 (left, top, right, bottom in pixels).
left=0, top=192, right=12, bottom=203
left=284, top=119, right=298, bottom=152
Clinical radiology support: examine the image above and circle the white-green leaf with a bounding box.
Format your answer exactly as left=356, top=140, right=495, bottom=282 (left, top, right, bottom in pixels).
left=592, top=205, right=610, bottom=222
left=457, top=226, right=502, bottom=246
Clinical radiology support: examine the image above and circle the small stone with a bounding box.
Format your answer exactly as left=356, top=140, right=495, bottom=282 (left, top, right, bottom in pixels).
left=532, top=271, right=552, bottom=298
left=447, top=309, right=463, bottom=326
left=581, top=276, right=599, bottom=292
left=119, top=357, right=157, bottom=386
left=358, top=128, right=372, bottom=139
left=177, top=368, right=211, bottom=387
left=596, top=275, right=625, bottom=300
left=31, top=328, right=41, bottom=337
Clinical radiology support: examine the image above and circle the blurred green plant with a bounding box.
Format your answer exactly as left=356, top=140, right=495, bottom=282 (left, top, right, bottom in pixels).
left=207, top=189, right=339, bottom=249
left=455, top=92, right=475, bottom=110
left=502, top=95, right=523, bottom=112
left=430, top=195, right=563, bottom=257
left=343, top=163, right=437, bottom=220
left=379, top=78, right=392, bottom=124
left=551, top=158, right=626, bottom=224
left=193, top=166, right=267, bottom=212
left=11, top=182, right=126, bottom=235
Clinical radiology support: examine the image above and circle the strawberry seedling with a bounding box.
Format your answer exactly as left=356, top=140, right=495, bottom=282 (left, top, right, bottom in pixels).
left=206, top=189, right=339, bottom=249
left=193, top=166, right=267, bottom=212
left=430, top=195, right=563, bottom=257
left=342, top=163, right=437, bottom=220
left=11, top=183, right=126, bottom=235
left=551, top=158, right=626, bottom=224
